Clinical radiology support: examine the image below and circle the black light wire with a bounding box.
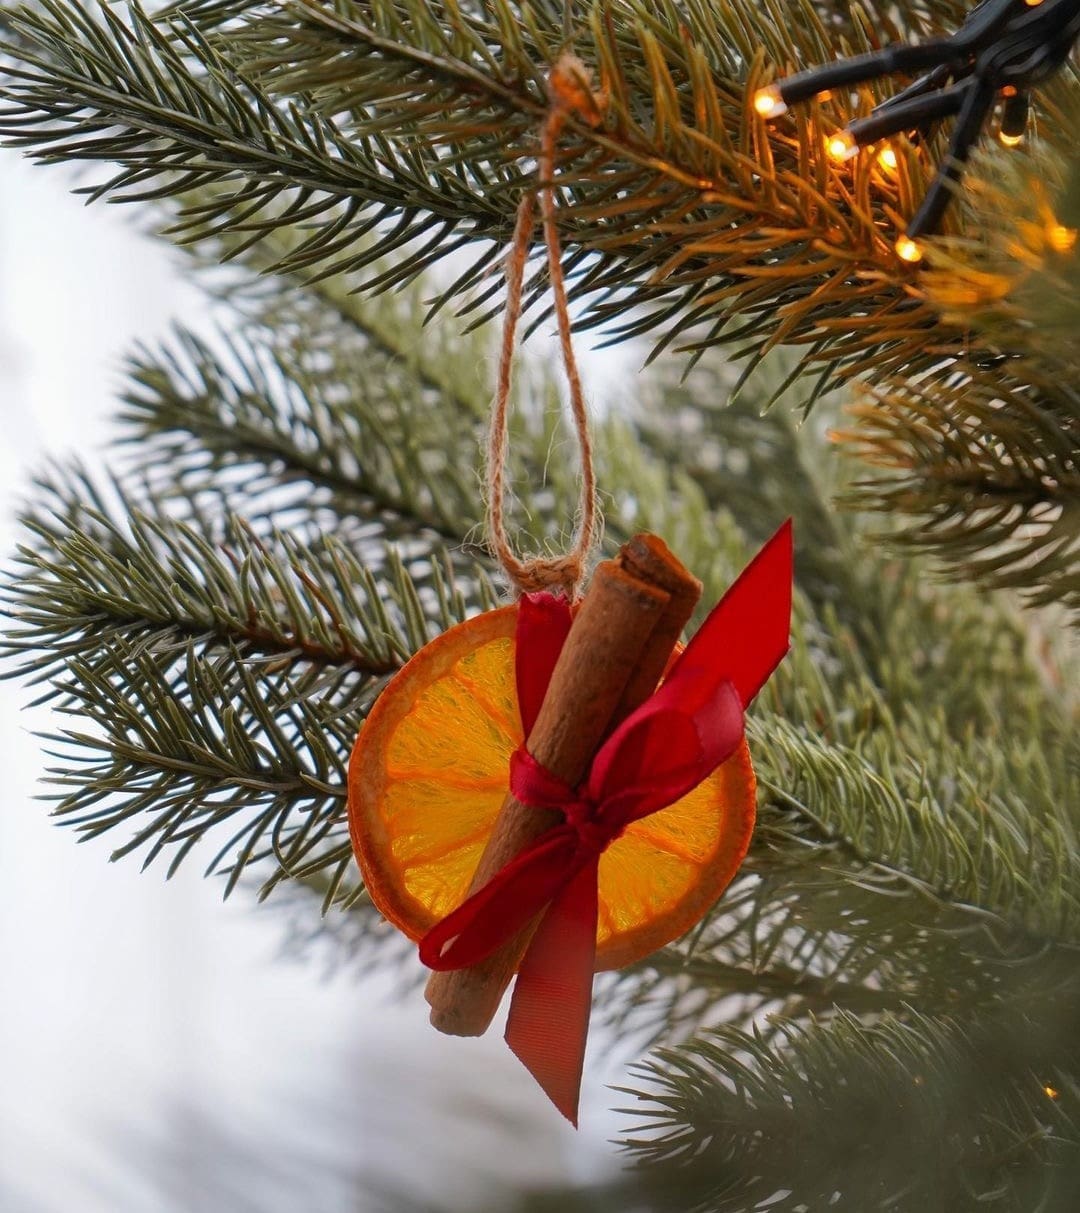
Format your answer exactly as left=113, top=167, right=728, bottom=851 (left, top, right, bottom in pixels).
left=755, top=0, right=1080, bottom=250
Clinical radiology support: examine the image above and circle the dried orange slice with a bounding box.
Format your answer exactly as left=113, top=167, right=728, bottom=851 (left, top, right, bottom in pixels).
left=348, top=605, right=756, bottom=970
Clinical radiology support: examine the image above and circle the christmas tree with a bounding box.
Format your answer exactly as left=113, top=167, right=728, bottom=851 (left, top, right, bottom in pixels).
left=1, top=0, right=1078, bottom=1207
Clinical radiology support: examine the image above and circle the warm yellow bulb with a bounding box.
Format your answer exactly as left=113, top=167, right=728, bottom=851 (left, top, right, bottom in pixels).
left=877, top=145, right=898, bottom=171
left=754, top=85, right=787, bottom=119
left=1044, top=1085, right=1060, bottom=1099
left=895, top=235, right=923, bottom=263
left=1024, top=0, right=1044, bottom=6
left=828, top=130, right=858, bottom=163
left=998, top=130, right=1024, bottom=148
left=1047, top=224, right=1077, bottom=254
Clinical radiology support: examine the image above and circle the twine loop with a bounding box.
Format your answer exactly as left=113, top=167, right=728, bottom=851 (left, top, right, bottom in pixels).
left=487, top=54, right=605, bottom=601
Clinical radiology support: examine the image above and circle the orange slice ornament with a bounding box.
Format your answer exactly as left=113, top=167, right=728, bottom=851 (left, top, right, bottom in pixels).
left=347, top=521, right=793, bottom=1125
left=349, top=604, right=757, bottom=972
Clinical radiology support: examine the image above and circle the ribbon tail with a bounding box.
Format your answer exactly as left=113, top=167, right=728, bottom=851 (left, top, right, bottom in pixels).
left=505, top=857, right=599, bottom=1127
left=419, top=830, right=576, bottom=971
left=670, top=518, right=793, bottom=708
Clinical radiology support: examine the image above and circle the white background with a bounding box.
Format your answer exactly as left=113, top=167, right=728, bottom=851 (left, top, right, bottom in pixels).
left=0, top=155, right=628, bottom=1211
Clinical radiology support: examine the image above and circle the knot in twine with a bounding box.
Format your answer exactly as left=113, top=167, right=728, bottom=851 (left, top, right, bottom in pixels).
left=506, top=552, right=587, bottom=596
left=487, top=54, right=606, bottom=602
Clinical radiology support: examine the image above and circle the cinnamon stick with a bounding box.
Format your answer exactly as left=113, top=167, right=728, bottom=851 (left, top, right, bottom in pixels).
left=612, top=533, right=702, bottom=722
left=425, top=538, right=701, bottom=1036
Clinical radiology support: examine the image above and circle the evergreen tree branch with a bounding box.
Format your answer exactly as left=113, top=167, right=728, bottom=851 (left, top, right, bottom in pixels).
left=42, top=637, right=359, bottom=902
left=751, top=710, right=1080, bottom=945
left=115, top=292, right=590, bottom=563
left=0, top=0, right=525, bottom=272
left=2, top=466, right=495, bottom=901
left=2, top=465, right=483, bottom=686
left=119, top=325, right=484, bottom=542
left=628, top=372, right=1066, bottom=746
left=0, top=0, right=1023, bottom=377
left=616, top=1009, right=1080, bottom=1211
left=831, top=139, right=1080, bottom=617
left=180, top=0, right=957, bottom=376
left=202, top=230, right=496, bottom=426
left=631, top=358, right=889, bottom=643
left=918, top=142, right=1080, bottom=370
left=5, top=0, right=1076, bottom=608
left=839, top=361, right=1080, bottom=618
left=602, top=857, right=996, bottom=1050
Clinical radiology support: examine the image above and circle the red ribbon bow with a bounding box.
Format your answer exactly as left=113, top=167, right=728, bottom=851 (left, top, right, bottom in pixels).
left=420, top=521, right=793, bottom=1124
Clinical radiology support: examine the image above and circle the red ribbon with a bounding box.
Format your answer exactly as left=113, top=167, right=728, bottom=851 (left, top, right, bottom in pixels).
left=420, top=520, right=793, bottom=1124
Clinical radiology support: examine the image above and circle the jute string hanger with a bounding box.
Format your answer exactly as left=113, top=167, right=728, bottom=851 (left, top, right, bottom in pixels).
left=356, top=52, right=796, bottom=1126
left=487, top=52, right=606, bottom=600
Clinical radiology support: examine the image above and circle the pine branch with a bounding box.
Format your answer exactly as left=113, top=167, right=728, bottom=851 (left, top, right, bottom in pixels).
left=602, top=723, right=1080, bottom=1052
left=823, top=128, right=1080, bottom=618
left=753, top=712, right=1080, bottom=942
left=5, top=0, right=1076, bottom=610
left=601, top=840, right=1002, bottom=1051
left=616, top=1009, right=1080, bottom=1211
left=0, top=0, right=523, bottom=270
left=918, top=141, right=1080, bottom=368
left=631, top=358, right=889, bottom=643
left=1, top=465, right=494, bottom=900
left=116, top=293, right=592, bottom=563
left=190, top=227, right=497, bottom=425
left=838, top=360, right=1080, bottom=618
left=3, top=466, right=472, bottom=683
left=119, top=325, right=483, bottom=542
left=0, top=0, right=1005, bottom=375
left=1, top=4, right=1077, bottom=1193
left=42, top=637, right=360, bottom=903
left=2, top=71, right=1076, bottom=1019
left=628, top=372, right=1066, bottom=746
left=184, top=0, right=957, bottom=375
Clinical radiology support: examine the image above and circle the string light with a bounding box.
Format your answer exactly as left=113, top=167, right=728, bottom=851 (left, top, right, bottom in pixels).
left=755, top=0, right=1080, bottom=244
left=1046, top=224, right=1077, bottom=253
left=877, top=145, right=899, bottom=171
left=895, top=235, right=923, bottom=263
left=1043, top=1084, right=1060, bottom=1099
left=999, top=91, right=1030, bottom=147
left=753, top=85, right=788, bottom=119
left=827, top=130, right=858, bottom=162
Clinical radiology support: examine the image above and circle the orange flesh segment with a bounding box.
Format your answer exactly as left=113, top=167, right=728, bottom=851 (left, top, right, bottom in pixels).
left=348, top=605, right=755, bottom=971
